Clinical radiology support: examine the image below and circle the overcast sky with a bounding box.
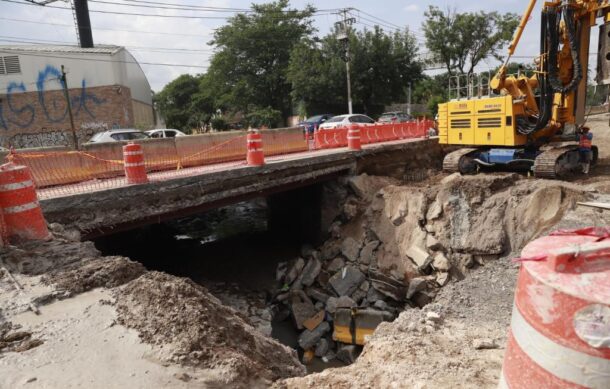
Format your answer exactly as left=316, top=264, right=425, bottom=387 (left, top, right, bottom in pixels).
left=0, top=0, right=561, bottom=91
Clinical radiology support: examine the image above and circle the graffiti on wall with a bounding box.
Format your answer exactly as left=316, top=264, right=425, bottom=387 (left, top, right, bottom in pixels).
left=0, top=64, right=108, bottom=132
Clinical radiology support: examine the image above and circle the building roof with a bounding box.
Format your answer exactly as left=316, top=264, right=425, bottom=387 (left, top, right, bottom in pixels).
left=0, top=44, right=124, bottom=55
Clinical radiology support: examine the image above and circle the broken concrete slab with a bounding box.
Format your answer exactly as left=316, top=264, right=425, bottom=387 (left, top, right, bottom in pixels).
left=358, top=240, right=379, bottom=265
left=406, top=278, right=427, bottom=300
left=369, top=269, right=405, bottom=302
left=314, top=338, right=329, bottom=357
left=301, top=258, right=322, bottom=287
left=432, top=252, right=450, bottom=271
left=325, top=296, right=356, bottom=314
left=341, top=237, right=362, bottom=262
left=336, top=344, right=359, bottom=364
left=285, top=257, right=305, bottom=285
left=305, top=287, right=330, bottom=303
left=329, top=266, right=365, bottom=296
left=303, top=310, right=325, bottom=331
left=406, top=245, right=430, bottom=268
left=298, top=321, right=330, bottom=350
left=326, top=257, right=345, bottom=273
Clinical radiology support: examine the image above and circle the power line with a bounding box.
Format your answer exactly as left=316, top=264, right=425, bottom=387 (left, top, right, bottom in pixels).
left=0, top=35, right=216, bottom=53
left=2, top=0, right=334, bottom=20
left=0, top=48, right=209, bottom=68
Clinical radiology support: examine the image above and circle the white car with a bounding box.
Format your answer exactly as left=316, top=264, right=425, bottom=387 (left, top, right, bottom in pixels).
left=318, top=114, right=376, bottom=130
left=86, top=129, right=149, bottom=144
left=145, top=129, right=187, bottom=138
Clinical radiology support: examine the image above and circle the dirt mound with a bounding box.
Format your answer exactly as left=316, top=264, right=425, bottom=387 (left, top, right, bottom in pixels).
left=115, top=272, right=306, bottom=387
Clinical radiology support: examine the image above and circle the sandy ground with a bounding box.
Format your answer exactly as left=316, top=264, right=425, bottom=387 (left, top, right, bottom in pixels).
left=0, top=288, right=213, bottom=389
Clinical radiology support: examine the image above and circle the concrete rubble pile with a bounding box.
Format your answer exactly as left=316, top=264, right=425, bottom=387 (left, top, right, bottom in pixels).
left=272, top=172, right=591, bottom=365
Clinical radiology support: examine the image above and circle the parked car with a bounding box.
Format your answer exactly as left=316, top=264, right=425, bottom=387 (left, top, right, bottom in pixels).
left=145, top=129, right=187, bottom=138
left=86, top=129, right=150, bottom=144
left=378, top=111, right=413, bottom=123
left=298, top=114, right=334, bottom=134
left=318, top=114, right=376, bottom=130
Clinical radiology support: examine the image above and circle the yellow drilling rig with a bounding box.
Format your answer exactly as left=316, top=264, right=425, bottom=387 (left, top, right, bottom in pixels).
left=438, top=0, right=609, bottom=178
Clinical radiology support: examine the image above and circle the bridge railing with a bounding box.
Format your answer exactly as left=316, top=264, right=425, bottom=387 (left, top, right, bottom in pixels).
left=1, top=121, right=432, bottom=199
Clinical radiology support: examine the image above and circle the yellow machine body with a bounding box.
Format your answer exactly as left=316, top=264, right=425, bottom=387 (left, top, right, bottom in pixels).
left=438, top=96, right=527, bottom=147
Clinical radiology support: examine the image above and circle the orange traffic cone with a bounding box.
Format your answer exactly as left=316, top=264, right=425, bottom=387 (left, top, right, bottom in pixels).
left=347, top=124, right=361, bottom=150
left=0, top=162, right=50, bottom=242
left=247, top=129, right=265, bottom=166
left=123, top=142, right=149, bottom=184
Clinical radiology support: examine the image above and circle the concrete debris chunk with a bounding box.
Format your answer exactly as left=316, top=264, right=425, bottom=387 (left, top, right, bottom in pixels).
left=301, top=258, right=322, bottom=287
left=350, top=289, right=367, bottom=304
left=432, top=252, right=451, bottom=271
left=275, top=262, right=288, bottom=282
left=373, top=300, right=389, bottom=311
left=285, top=257, right=305, bottom=285
left=325, top=295, right=356, bottom=314
left=303, top=310, right=325, bottom=331
left=336, top=344, right=359, bottom=364
left=406, top=244, right=430, bottom=268
left=436, top=272, right=450, bottom=286
left=305, top=287, right=330, bottom=303
left=298, top=321, right=330, bottom=350
left=341, top=237, right=362, bottom=262
left=358, top=240, right=379, bottom=265
left=406, top=277, right=428, bottom=300
left=314, top=338, right=329, bottom=357
left=426, top=234, right=443, bottom=251
left=425, top=311, right=442, bottom=324
left=329, top=266, right=365, bottom=296
left=290, top=291, right=316, bottom=330
left=321, top=241, right=342, bottom=260
left=369, top=269, right=405, bottom=302
left=326, top=257, right=345, bottom=273
left=473, top=338, right=499, bottom=350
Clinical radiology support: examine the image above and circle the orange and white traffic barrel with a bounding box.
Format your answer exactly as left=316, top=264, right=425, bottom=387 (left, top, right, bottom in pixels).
left=0, top=162, right=50, bottom=242
left=347, top=124, right=361, bottom=150
left=247, top=129, right=265, bottom=166
left=500, top=228, right=610, bottom=389
left=123, top=142, right=148, bottom=184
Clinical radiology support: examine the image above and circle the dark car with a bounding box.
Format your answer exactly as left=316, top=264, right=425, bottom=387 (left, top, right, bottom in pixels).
left=378, top=112, right=413, bottom=123
left=299, top=114, right=334, bottom=134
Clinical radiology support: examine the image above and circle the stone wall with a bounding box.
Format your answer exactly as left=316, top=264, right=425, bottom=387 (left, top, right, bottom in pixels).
left=0, top=85, right=140, bottom=148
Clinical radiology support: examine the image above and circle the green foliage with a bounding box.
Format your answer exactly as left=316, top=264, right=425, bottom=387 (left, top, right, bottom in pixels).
left=154, top=74, right=207, bottom=131
left=210, top=116, right=229, bottom=131
left=205, top=0, right=315, bottom=120
left=423, top=6, right=519, bottom=75
left=245, top=107, right=283, bottom=128
left=288, top=26, right=423, bottom=117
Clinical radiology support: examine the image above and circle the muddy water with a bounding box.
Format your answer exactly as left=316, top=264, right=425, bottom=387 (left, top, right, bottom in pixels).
left=94, top=199, right=340, bottom=372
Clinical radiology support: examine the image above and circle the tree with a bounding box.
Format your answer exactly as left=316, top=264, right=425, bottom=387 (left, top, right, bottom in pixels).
left=288, top=26, right=422, bottom=117
left=205, top=0, right=315, bottom=122
left=423, top=6, right=519, bottom=75
left=154, top=74, right=209, bottom=132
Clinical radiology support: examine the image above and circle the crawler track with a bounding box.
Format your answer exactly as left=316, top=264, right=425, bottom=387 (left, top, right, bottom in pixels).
left=533, top=146, right=578, bottom=178
left=442, top=148, right=478, bottom=174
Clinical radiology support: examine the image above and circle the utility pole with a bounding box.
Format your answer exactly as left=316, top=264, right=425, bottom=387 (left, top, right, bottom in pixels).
left=336, top=9, right=356, bottom=114
left=61, top=65, right=79, bottom=150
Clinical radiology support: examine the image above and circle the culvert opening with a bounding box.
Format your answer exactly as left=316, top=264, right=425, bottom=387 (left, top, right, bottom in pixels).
left=93, top=184, right=357, bottom=372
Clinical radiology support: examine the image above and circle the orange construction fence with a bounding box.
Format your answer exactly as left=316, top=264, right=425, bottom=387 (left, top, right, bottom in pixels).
left=314, top=120, right=433, bottom=150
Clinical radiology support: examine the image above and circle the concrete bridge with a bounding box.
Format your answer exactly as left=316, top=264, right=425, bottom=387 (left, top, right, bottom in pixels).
left=37, top=137, right=443, bottom=240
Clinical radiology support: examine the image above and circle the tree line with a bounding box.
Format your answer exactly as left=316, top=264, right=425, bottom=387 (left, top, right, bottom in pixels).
left=154, top=1, right=519, bottom=131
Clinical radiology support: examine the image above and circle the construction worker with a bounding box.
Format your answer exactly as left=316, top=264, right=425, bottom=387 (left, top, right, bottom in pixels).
left=577, top=126, right=593, bottom=174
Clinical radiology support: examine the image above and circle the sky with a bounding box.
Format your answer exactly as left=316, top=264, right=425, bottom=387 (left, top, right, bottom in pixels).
left=0, top=0, right=571, bottom=91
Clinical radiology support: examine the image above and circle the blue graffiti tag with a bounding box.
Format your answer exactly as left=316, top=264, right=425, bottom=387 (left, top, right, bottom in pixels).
left=37, top=65, right=68, bottom=123
left=5, top=82, right=35, bottom=128
left=72, top=79, right=107, bottom=118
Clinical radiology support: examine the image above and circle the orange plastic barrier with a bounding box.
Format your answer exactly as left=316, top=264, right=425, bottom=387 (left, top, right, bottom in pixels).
left=500, top=228, right=610, bottom=388
left=123, top=143, right=148, bottom=184
left=247, top=129, right=265, bottom=166
left=0, top=162, right=50, bottom=242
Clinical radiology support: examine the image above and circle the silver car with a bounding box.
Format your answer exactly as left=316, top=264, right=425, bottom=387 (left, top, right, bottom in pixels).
left=86, top=129, right=150, bottom=144
left=318, top=114, right=376, bottom=130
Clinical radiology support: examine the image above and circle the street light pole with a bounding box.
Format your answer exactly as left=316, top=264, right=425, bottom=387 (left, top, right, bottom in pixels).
left=337, top=9, right=355, bottom=114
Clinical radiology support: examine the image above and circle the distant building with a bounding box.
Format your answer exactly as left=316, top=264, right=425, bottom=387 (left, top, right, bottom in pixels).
left=0, top=45, right=155, bottom=148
